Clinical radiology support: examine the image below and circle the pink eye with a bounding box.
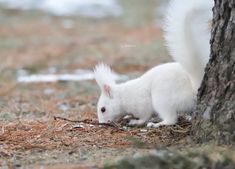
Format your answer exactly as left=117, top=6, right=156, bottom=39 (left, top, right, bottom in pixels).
left=101, top=107, right=106, bottom=113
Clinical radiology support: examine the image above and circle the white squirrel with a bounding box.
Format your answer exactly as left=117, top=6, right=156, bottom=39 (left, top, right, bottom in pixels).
left=94, top=0, right=213, bottom=127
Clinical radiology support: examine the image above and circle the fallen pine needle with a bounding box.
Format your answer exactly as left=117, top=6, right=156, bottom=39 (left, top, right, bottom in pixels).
left=53, top=116, right=121, bottom=129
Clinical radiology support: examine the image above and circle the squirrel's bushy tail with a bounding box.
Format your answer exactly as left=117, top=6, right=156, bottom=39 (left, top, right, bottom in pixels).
left=164, top=0, right=213, bottom=90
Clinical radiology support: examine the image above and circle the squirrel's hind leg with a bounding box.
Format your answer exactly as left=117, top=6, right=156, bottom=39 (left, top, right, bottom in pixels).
left=147, top=120, right=176, bottom=128
left=147, top=107, right=178, bottom=128
left=149, top=89, right=178, bottom=128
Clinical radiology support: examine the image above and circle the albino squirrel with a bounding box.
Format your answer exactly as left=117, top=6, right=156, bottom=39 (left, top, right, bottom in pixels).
left=94, top=0, right=213, bottom=127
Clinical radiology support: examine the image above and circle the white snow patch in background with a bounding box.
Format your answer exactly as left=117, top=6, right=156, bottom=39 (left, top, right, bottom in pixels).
left=17, top=69, right=128, bottom=83
left=0, top=0, right=122, bottom=18
left=17, top=70, right=95, bottom=83
left=40, top=0, right=122, bottom=17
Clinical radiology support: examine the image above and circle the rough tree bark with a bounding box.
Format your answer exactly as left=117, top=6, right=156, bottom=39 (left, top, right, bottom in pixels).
left=192, top=0, right=235, bottom=144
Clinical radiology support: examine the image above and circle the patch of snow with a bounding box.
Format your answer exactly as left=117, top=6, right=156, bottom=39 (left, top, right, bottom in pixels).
left=17, top=69, right=128, bottom=83
left=40, top=0, right=122, bottom=17
left=17, top=73, right=94, bottom=83
left=0, top=0, right=122, bottom=18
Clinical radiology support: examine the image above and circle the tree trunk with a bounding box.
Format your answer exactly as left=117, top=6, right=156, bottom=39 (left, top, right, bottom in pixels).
left=192, top=0, right=235, bottom=144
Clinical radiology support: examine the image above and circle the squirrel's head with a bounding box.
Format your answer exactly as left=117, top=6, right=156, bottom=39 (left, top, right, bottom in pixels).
left=94, top=63, right=122, bottom=123
left=96, top=91, right=122, bottom=123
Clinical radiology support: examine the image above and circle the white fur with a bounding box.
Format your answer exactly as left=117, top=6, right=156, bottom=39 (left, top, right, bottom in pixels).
left=94, top=0, right=213, bottom=127
left=95, top=63, right=195, bottom=126
left=164, top=0, right=213, bottom=90
left=94, top=63, right=116, bottom=89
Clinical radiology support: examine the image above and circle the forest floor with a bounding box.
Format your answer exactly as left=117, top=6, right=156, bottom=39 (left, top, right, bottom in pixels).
left=0, top=1, right=234, bottom=169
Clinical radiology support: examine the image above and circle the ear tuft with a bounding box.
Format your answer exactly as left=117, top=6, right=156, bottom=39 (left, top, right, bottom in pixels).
left=94, top=63, right=116, bottom=96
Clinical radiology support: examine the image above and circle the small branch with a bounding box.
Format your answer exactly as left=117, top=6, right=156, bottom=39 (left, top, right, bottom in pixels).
left=170, top=128, right=189, bottom=134
left=53, top=116, right=120, bottom=128
left=169, top=125, right=191, bottom=134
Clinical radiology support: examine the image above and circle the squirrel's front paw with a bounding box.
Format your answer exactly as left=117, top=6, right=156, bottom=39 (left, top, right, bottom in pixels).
left=147, top=120, right=176, bottom=128
left=128, top=119, right=139, bottom=126
left=147, top=122, right=162, bottom=128
left=128, top=119, right=145, bottom=126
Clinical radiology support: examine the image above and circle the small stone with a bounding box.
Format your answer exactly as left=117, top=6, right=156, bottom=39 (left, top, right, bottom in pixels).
left=140, top=129, right=148, bottom=132
left=73, top=124, right=84, bottom=128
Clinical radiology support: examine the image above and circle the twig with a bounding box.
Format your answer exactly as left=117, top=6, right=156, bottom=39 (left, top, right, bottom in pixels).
left=170, top=128, right=189, bottom=134
left=53, top=116, right=120, bottom=128
left=169, top=125, right=191, bottom=134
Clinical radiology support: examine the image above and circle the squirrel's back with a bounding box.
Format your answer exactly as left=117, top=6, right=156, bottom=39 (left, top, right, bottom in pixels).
left=164, top=0, right=213, bottom=90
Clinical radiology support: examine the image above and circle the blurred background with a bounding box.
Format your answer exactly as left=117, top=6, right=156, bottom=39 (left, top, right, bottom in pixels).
left=0, top=0, right=179, bottom=166
left=0, top=0, right=169, bottom=70
left=0, top=0, right=172, bottom=122
left=0, top=0, right=171, bottom=123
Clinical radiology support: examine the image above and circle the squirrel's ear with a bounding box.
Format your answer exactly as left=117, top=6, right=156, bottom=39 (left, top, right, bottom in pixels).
left=94, top=63, right=116, bottom=98
left=102, top=84, right=113, bottom=98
